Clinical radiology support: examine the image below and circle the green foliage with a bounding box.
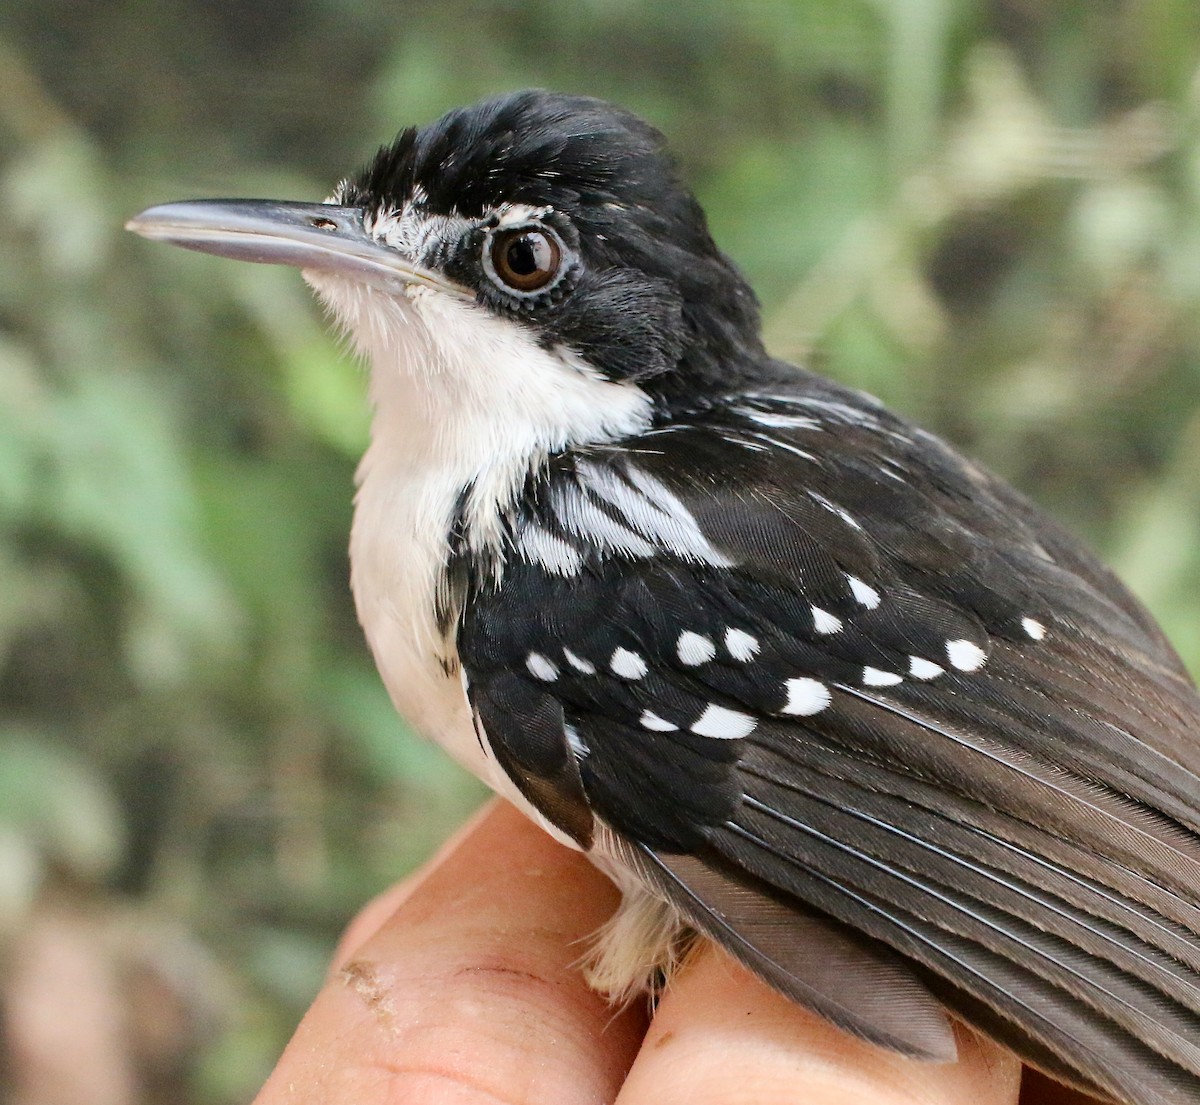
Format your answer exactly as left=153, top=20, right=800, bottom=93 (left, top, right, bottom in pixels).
left=0, top=4, right=1198, bottom=1102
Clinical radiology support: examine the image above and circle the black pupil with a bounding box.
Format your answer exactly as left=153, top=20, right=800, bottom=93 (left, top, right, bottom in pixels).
left=506, top=234, right=545, bottom=276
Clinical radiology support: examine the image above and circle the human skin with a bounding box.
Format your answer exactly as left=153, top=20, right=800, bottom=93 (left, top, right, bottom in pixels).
left=251, top=799, right=1097, bottom=1105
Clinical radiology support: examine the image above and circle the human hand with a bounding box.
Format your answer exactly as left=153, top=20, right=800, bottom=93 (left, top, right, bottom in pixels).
left=252, top=799, right=1092, bottom=1105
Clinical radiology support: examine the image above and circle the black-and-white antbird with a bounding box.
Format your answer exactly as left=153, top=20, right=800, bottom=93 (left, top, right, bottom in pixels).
left=127, top=90, right=1200, bottom=1104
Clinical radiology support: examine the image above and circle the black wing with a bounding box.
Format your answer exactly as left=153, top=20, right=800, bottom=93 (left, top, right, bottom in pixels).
left=458, top=377, right=1200, bottom=1105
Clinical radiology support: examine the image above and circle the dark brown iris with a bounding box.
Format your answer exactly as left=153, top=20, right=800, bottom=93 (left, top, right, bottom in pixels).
left=490, top=227, right=562, bottom=292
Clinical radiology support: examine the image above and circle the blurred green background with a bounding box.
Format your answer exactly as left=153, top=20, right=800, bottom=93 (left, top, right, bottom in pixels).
left=2, top=2, right=1199, bottom=1102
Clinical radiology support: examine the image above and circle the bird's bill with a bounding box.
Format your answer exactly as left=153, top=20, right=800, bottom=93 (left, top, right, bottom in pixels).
left=124, top=199, right=468, bottom=297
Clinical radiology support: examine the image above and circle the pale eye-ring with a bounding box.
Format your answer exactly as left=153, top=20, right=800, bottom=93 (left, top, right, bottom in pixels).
left=486, top=226, right=564, bottom=294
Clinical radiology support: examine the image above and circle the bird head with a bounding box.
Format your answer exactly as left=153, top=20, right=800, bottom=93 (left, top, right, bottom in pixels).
left=127, top=90, right=766, bottom=424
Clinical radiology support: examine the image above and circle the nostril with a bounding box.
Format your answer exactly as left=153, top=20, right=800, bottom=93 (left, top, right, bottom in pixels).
left=310, top=216, right=338, bottom=231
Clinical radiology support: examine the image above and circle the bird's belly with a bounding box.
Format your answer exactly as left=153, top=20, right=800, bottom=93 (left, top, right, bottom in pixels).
left=349, top=459, right=586, bottom=852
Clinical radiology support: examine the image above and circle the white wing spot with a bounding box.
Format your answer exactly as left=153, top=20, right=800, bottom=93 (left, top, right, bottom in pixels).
left=563, top=648, right=596, bottom=675
left=863, top=666, right=903, bottom=687
left=782, top=678, right=831, bottom=716
left=946, top=639, right=987, bottom=672
left=611, top=647, right=648, bottom=680
left=724, top=628, right=760, bottom=661
left=691, top=704, right=757, bottom=739
left=640, top=710, right=679, bottom=732
left=1022, top=617, right=1047, bottom=641
left=526, top=653, right=558, bottom=682
left=677, top=631, right=716, bottom=666
left=846, top=575, right=881, bottom=609
left=811, top=607, right=843, bottom=635
left=908, top=656, right=945, bottom=680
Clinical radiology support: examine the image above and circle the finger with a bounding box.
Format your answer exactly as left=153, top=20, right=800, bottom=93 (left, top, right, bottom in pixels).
left=617, top=941, right=1022, bottom=1105
left=253, top=800, right=648, bottom=1105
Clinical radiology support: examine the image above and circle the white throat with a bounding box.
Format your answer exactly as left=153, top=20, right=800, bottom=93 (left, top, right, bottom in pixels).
left=307, top=273, right=653, bottom=796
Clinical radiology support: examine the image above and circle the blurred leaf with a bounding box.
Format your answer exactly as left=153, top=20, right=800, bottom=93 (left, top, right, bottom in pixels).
left=0, top=829, right=41, bottom=932
left=1071, top=178, right=1172, bottom=287
left=322, top=660, right=448, bottom=784
left=39, top=371, right=242, bottom=681
left=3, top=132, right=112, bottom=276
left=0, top=731, right=125, bottom=880
left=242, top=925, right=332, bottom=1009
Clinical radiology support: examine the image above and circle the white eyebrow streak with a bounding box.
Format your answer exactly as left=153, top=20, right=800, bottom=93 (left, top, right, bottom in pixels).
left=494, top=202, right=553, bottom=227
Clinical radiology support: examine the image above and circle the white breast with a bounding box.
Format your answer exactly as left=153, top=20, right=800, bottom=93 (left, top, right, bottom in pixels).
left=307, top=273, right=653, bottom=834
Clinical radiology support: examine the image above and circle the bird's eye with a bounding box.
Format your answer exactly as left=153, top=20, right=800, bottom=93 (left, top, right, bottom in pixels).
left=487, top=227, right=563, bottom=294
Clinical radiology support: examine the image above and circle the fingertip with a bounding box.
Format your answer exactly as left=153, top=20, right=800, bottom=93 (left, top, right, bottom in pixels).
left=618, top=941, right=1022, bottom=1105
left=256, top=800, right=647, bottom=1105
